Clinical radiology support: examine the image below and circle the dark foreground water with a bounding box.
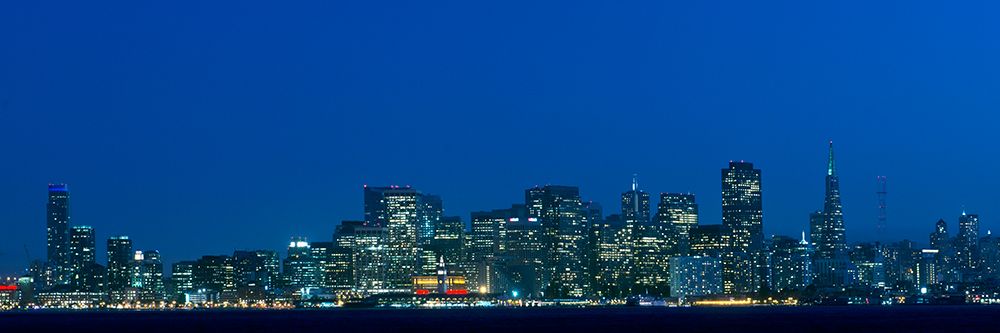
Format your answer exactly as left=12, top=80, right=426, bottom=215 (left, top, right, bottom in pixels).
left=1, top=306, right=995, bottom=333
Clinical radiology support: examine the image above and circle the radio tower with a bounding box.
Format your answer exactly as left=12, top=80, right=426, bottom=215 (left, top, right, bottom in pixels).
left=876, top=176, right=888, bottom=242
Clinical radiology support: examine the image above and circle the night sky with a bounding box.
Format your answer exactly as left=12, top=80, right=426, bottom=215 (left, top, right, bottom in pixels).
left=2, top=1, right=999, bottom=275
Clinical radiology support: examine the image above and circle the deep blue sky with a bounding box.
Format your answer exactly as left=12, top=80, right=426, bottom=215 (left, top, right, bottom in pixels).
left=2, top=1, right=999, bottom=275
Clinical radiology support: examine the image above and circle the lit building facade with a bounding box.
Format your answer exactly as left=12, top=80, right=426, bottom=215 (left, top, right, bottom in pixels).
left=537, top=185, right=589, bottom=298
left=68, top=226, right=100, bottom=291
left=770, top=234, right=813, bottom=292
left=669, top=256, right=723, bottom=299
left=46, top=184, right=72, bottom=287
left=658, top=193, right=699, bottom=256
left=721, top=161, right=762, bottom=294
left=813, top=142, right=850, bottom=288
left=106, top=236, right=134, bottom=292
left=283, top=237, right=322, bottom=290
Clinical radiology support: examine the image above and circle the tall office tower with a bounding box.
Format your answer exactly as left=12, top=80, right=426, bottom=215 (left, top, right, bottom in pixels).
left=46, top=184, right=71, bottom=287
left=133, top=250, right=165, bottom=300
left=469, top=209, right=510, bottom=292
left=930, top=219, right=950, bottom=249
left=622, top=177, right=651, bottom=242
left=417, top=195, right=443, bottom=247
left=813, top=142, right=852, bottom=288
left=916, top=249, right=939, bottom=290
left=353, top=225, right=388, bottom=293
left=309, top=242, right=339, bottom=289
left=171, top=261, right=196, bottom=298
left=363, top=185, right=390, bottom=227
left=658, top=193, right=699, bottom=256
left=193, top=255, right=235, bottom=292
left=669, top=256, right=723, bottom=299
left=631, top=224, right=670, bottom=296
left=590, top=213, right=630, bottom=298
left=929, top=219, right=956, bottom=283
left=956, top=212, right=981, bottom=277
left=770, top=234, right=813, bottom=292
left=68, top=225, right=96, bottom=290
left=331, top=223, right=364, bottom=290
left=505, top=212, right=545, bottom=298
left=106, top=236, right=134, bottom=291
left=429, top=216, right=465, bottom=272
left=849, top=243, right=886, bottom=288
left=283, top=237, right=322, bottom=290
left=808, top=210, right=823, bottom=248
left=815, top=141, right=848, bottom=259
left=537, top=185, right=589, bottom=298
left=689, top=224, right=732, bottom=258
left=980, top=232, right=1000, bottom=281
left=233, top=250, right=281, bottom=293
left=525, top=186, right=545, bottom=219
left=721, top=161, right=763, bottom=294
left=380, top=187, right=421, bottom=291
left=624, top=178, right=670, bottom=295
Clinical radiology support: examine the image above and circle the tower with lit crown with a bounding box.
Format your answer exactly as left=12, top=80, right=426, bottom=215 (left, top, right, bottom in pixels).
left=816, top=141, right=848, bottom=259
left=813, top=141, right=852, bottom=287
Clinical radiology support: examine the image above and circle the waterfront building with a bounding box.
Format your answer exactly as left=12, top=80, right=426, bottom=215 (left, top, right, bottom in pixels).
left=770, top=234, right=813, bottom=292
left=721, top=161, right=763, bottom=294
left=106, top=236, right=134, bottom=292
left=535, top=185, right=589, bottom=298
left=46, top=184, right=72, bottom=287
left=669, top=256, right=723, bottom=299
left=283, top=237, right=322, bottom=290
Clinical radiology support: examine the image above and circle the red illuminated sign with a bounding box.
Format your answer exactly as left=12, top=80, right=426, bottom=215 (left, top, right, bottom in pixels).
left=0, top=286, right=16, bottom=291
left=445, top=289, right=468, bottom=295
left=415, top=289, right=430, bottom=295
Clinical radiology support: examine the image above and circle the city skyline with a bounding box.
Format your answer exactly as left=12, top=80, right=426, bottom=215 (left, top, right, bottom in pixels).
left=11, top=140, right=1000, bottom=309
left=4, top=1, right=1000, bottom=289
left=2, top=143, right=996, bottom=276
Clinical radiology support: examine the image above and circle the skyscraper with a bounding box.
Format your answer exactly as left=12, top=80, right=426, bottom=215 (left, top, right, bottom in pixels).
left=721, top=161, right=763, bottom=294
left=808, top=210, right=823, bottom=248
left=658, top=193, right=699, bottom=256
left=107, top=236, right=134, bottom=292
left=469, top=209, right=510, bottom=292
left=813, top=142, right=852, bottom=288
left=382, top=187, right=420, bottom=291
left=418, top=194, right=443, bottom=247
left=621, top=176, right=651, bottom=242
left=815, top=141, right=848, bottom=260
left=46, top=183, right=71, bottom=287
left=929, top=219, right=956, bottom=283
left=68, top=226, right=97, bottom=290
left=232, top=250, right=281, bottom=293
left=957, top=212, right=980, bottom=278
left=133, top=250, right=165, bottom=300
left=170, top=261, right=195, bottom=300
left=193, top=255, right=235, bottom=292
left=283, top=237, right=322, bottom=290
left=504, top=211, right=545, bottom=298
left=538, top=185, right=589, bottom=298
left=352, top=224, right=388, bottom=293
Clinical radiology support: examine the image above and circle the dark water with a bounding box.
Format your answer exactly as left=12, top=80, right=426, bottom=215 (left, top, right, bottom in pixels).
left=0, top=306, right=994, bottom=332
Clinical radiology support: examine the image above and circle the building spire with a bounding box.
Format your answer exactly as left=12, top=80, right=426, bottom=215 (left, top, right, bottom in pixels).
left=827, top=140, right=836, bottom=176
left=632, top=173, right=638, bottom=191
